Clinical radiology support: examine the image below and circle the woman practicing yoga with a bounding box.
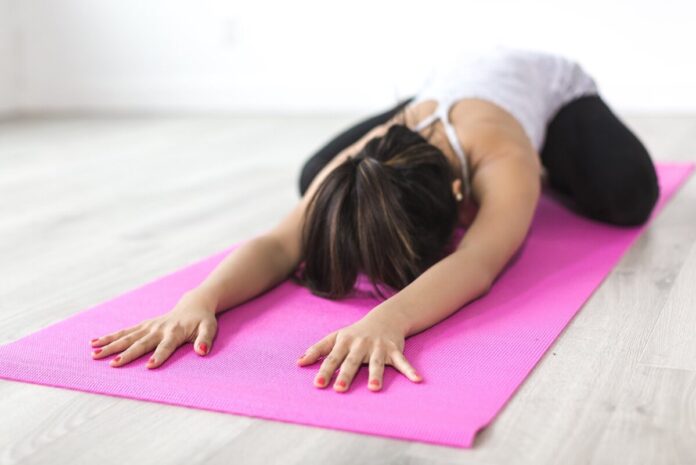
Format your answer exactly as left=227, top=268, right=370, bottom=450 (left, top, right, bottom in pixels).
left=88, top=47, right=660, bottom=392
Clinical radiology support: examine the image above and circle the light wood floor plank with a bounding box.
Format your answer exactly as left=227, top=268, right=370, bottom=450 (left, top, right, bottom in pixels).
left=639, top=239, right=696, bottom=371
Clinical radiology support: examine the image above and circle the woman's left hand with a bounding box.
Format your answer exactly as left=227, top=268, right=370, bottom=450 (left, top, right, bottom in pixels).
left=296, top=313, right=423, bottom=392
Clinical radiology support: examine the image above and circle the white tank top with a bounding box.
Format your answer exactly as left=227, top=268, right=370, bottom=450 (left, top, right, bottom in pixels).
left=408, top=46, right=599, bottom=201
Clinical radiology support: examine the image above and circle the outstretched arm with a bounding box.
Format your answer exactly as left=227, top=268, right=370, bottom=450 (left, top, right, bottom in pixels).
left=369, top=149, right=542, bottom=337
left=191, top=120, right=396, bottom=313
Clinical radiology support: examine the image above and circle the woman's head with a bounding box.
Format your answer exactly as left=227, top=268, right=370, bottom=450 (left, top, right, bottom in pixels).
left=292, top=123, right=463, bottom=300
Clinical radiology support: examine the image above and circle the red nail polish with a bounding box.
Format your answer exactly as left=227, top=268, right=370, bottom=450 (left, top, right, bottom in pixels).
left=148, top=357, right=156, bottom=364
left=199, top=343, right=207, bottom=354
left=337, top=380, right=346, bottom=388
left=114, top=356, right=121, bottom=363
left=369, top=379, right=380, bottom=386
left=93, top=348, right=102, bottom=354
left=91, top=338, right=99, bottom=343
left=316, top=376, right=325, bottom=386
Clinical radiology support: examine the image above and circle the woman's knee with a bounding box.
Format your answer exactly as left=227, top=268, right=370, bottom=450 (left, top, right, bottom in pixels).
left=558, top=94, right=660, bottom=226
left=602, top=178, right=658, bottom=226
left=579, top=160, right=660, bottom=226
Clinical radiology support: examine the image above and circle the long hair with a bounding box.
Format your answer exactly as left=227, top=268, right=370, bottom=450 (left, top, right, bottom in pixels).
left=292, top=113, right=462, bottom=300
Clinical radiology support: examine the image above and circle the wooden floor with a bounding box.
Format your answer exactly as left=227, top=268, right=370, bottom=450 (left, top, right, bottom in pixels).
left=0, top=113, right=695, bottom=464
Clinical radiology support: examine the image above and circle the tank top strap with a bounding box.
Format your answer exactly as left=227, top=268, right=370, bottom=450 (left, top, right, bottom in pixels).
left=410, top=97, right=473, bottom=201
left=441, top=117, right=472, bottom=199
left=412, top=111, right=439, bottom=132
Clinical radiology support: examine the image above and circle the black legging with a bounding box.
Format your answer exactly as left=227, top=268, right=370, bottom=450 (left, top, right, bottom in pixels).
left=297, top=94, right=660, bottom=226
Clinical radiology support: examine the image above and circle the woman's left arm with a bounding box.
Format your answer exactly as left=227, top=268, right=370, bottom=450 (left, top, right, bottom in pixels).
left=373, top=149, right=542, bottom=337
left=297, top=148, right=542, bottom=392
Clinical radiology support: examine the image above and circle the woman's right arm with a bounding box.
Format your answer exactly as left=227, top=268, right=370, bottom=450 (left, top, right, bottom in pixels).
left=89, top=148, right=347, bottom=368
left=188, top=211, right=306, bottom=315
left=89, top=117, right=398, bottom=367
left=89, top=211, right=306, bottom=369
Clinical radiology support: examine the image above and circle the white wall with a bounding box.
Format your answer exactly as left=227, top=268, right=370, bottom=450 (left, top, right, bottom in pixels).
left=0, top=0, right=17, bottom=115
left=6, top=0, right=696, bottom=115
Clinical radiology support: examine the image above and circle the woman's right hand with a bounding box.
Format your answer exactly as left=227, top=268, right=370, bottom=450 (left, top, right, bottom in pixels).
left=89, top=289, right=219, bottom=369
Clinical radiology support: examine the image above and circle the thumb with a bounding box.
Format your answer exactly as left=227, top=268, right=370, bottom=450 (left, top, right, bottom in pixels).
left=194, top=317, right=217, bottom=356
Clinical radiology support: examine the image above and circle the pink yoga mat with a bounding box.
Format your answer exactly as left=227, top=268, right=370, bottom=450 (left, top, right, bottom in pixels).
left=0, top=162, right=693, bottom=448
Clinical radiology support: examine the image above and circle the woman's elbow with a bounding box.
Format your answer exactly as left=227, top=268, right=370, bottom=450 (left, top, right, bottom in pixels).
left=479, top=275, right=494, bottom=296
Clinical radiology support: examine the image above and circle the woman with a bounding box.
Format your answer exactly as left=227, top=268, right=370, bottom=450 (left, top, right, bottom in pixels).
left=88, top=47, right=659, bottom=393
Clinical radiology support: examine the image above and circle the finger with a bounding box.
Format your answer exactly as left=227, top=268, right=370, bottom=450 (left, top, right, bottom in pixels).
left=194, top=318, right=217, bottom=356
left=297, top=332, right=337, bottom=366
left=333, top=344, right=368, bottom=392
left=92, top=329, right=147, bottom=360
left=314, top=342, right=349, bottom=389
left=111, top=333, right=159, bottom=367
left=367, top=347, right=387, bottom=392
left=90, top=322, right=145, bottom=347
left=388, top=351, right=422, bottom=383
left=147, top=335, right=183, bottom=369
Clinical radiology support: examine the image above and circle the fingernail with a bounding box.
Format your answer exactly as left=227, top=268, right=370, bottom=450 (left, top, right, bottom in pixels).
left=316, top=376, right=326, bottom=386
left=113, top=356, right=121, bottom=363
left=199, top=343, right=207, bottom=354
left=336, top=380, right=346, bottom=388
left=92, top=348, right=102, bottom=355
left=369, top=379, right=380, bottom=387
left=90, top=338, right=99, bottom=343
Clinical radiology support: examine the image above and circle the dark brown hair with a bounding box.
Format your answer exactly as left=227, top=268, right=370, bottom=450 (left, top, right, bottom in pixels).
left=292, top=114, right=462, bottom=300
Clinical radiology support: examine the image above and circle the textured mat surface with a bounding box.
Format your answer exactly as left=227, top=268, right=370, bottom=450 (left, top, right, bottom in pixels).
left=0, top=162, right=693, bottom=448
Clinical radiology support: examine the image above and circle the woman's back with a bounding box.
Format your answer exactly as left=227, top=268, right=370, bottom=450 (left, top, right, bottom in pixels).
left=407, top=46, right=599, bottom=154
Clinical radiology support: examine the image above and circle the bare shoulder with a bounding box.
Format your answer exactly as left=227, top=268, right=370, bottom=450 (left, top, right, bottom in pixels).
left=457, top=100, right=539, bottom=166
left=455, top=101, right=542, bottom=230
